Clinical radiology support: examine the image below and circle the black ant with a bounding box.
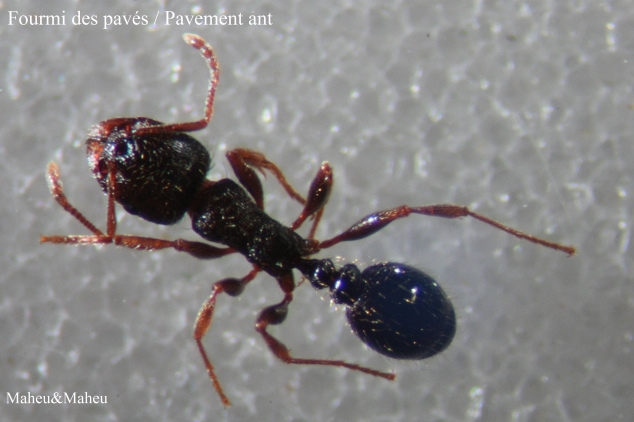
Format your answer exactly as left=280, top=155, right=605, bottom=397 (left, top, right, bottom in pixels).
left=41, top=34, right=575, bottom=407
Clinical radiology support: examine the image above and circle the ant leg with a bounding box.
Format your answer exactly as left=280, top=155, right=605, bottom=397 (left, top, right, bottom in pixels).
left=40, top=162, right=236, bottom=260
left=114, top=237, right=235, bottom=259
left=43, top=162, right=104, bottom=236
left=43, top=234, right=235, bottom=260
left=254, top=272, right=395, bottom=381
left=194, top=267, right=260, bottom=407
left=226, top=149, right=332, bottom=237
left=290, top=162, right=333, bottom=236
left=226, top=148, right=306, bottom=208
left=226, top=149, right=266, bottom=209
left=40, top=161, right=115, bottom=241
left=306, top=208, right=325, bottom=240
left=319, top=204, right=575, bottom=256
left=134, top=34, right=218, bottom=136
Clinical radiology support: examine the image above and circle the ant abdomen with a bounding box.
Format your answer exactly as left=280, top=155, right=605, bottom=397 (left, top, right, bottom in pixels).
left=347, top=262, right=456, bottom=360
left=86, top=117, right=211, bottom=225
left=299, top=260, right=456, bottom=360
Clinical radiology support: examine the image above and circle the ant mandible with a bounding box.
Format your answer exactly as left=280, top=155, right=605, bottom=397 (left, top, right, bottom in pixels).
left=41, top=34, right=576, bottom=407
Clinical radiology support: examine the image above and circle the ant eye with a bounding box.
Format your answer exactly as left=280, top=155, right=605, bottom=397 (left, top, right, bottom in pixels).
left=113, top=139, right=131, bottom=157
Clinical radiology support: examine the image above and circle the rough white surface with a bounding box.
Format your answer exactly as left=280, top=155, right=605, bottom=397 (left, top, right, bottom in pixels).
left=1, top=0, right=632, bottom=421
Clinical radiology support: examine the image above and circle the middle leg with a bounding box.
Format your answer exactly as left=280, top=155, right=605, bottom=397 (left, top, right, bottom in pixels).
left=226, top=148, right=306, bottom=209
left=227, top=148, right=334, bottom=238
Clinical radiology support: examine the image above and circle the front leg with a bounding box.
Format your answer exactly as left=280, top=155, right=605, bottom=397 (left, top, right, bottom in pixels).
left=40, top=162, right=236, bottom=260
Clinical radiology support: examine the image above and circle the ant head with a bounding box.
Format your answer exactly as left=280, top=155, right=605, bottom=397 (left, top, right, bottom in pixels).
left=86, top=117, right=159, bottom=174
left=86, top=117, right=211, bottom=225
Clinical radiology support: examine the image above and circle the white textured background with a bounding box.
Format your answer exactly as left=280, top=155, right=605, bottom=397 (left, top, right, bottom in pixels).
left=1, top=1, right=632, bottom=421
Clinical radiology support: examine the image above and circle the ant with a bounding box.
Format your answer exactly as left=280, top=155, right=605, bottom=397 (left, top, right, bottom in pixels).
left=41, top=34, right=576, bottom=407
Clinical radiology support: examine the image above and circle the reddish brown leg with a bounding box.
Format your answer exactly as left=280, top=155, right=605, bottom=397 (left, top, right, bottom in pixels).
left=226, top=149, right=333, bottom=239
left=225, top=149, right=266, bottom=209
left=44, top=162, right=104, bottom=236
left=40, top=162, right=236, bottom=260
left=226, top=148, right=307, bottom=208
left=134, top=34, right=219, bottom=136
left=319, top=204, right=575, bottom=256
left=290, top=162, right=333, bottom=236
left=194, top=267, right=260, bottom=407
left=254, top=272, right=395, bottom=382
left=306, top=207, right=325, bottom=240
